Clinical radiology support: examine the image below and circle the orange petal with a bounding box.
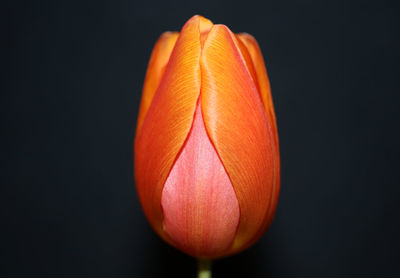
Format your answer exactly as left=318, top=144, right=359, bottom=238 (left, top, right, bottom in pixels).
left=237, top=33, right=280, bottom=246
left=161, top=100, right=239, bottom=258
left=134, top=15, right=212, bottom=241
left=199, top=16, right=213, bottom=48
left=233, top=35, right=260, bottom=94
left=136, top=32, right=179, bottom=135
left=237, top=33, right=278, bottom=144
left=200, top=25, right=276, bottom=254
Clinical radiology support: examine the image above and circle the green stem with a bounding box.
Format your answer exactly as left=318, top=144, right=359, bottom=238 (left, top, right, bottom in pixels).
left=197, top=259, right=212, bottom=278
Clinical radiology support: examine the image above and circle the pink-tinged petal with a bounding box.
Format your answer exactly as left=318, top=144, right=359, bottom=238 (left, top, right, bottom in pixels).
left=200, top=25, right=276, bottom=254
left=161, top=101, right=240, bottom=259
left=135, top=15, right=212, bottom=242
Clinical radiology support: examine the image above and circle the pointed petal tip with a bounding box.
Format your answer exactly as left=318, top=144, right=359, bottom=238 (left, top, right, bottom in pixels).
left=183, top=15, right=213, bottom=29
left=187, top=14, right=213, bottom=22
left=237, top=32, right=255, bottom=40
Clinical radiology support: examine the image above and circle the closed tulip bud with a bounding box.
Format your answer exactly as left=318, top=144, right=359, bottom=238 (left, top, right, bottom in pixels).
left=134, top=15, right=280, bottom=259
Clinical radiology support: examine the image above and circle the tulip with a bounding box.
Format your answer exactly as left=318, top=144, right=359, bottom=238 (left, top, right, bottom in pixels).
left=134, top=15, right=280, bottom=261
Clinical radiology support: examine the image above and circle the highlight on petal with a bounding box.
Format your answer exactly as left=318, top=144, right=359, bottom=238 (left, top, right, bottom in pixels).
left=136, top=32, right=179, bottom=135
left=135, top=15, right=211, bottom=241
left=199, top=16, right=213, bottom=48
left=200, top=24, right=275, bottom=254
left=161, top=101, right=240, bottom=258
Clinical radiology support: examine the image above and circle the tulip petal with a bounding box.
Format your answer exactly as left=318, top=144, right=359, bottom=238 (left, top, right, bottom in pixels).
left=233, top=35, right=260, bottom=93
left=199, top=16, right=213, bottom=48
left=237, top=33, right=280, bottom=246
left=135, top=15, right=212, bottom=241
left=161, top=101, right=240, bottom=258
left=237, top=33, right=278, bottom=143
left=136, top=32, right=179, bottom=135
left=200, top=25, right=275, bottom=253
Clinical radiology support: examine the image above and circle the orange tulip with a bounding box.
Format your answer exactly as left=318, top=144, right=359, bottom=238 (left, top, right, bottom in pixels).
left=134, top=15, right=280, bottom=259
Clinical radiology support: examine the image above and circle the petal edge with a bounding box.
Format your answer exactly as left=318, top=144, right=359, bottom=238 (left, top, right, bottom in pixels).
left=135, top=16, right=204, bottom=241
left=136, top=32, right=179, bottom=136
left=201, top=25, right=276, bottom=253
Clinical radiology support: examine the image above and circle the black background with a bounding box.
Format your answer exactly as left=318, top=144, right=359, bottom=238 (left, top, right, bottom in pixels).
left=2, top=0, right=400, bottom=277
